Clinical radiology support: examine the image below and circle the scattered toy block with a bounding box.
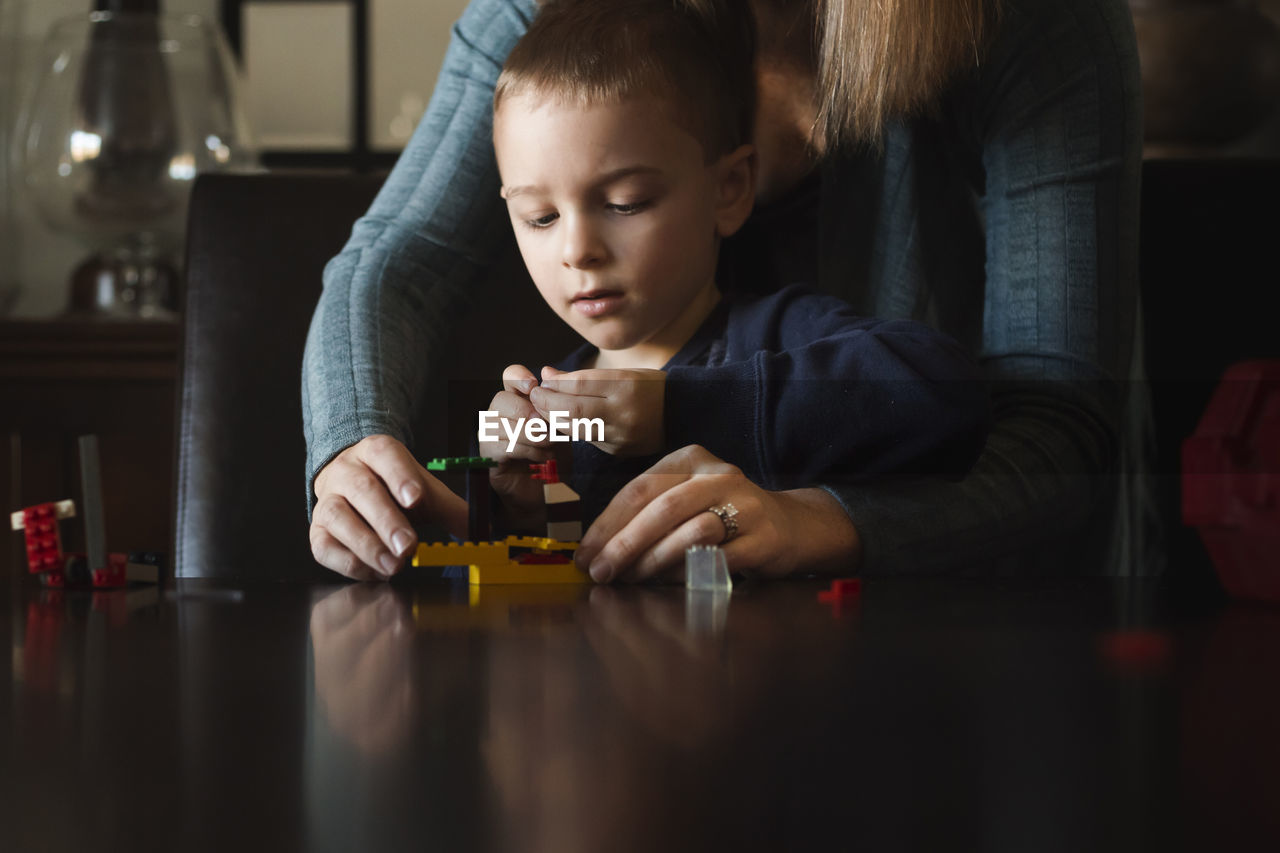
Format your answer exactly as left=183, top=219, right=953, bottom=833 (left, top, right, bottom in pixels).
left=818, top=578, right=862, bottom=603
left=685, top=545, right=732, bottom=592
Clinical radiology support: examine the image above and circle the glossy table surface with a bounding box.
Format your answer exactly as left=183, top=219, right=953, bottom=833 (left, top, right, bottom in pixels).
left=1, top=572, right=1277, bottom=852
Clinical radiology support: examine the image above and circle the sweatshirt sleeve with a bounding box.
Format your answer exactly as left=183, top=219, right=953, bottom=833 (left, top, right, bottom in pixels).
left=818, top=0, right=1145, bottom=574
left=301, top=0, right=537, bottom=516
left=664, top=288, right=991, bottom=490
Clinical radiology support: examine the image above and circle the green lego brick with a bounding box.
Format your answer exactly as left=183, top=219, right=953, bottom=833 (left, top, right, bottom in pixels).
left=426, top=456, right=498, bottom=471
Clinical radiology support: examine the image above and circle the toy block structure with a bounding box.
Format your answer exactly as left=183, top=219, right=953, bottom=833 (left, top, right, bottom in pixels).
left=11, top=500, right=76, bottom=574
left=428, top=456, right=498, bottom=542
left=412, top=454, right=589, bottom=585
left=9, top=435, right=161, bottom=589
left=530, top=460, right=583, bottom=541
left=413, top=534, right=588, bottom=585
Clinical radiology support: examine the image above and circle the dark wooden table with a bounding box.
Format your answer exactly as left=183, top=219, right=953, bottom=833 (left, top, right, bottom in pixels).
left=1, top=572, right=1276, bottom=852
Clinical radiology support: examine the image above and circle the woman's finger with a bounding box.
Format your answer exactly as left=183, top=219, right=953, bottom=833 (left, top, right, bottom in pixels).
left=617, top=500, right=737, bottom=582
left=309, top=517, right=381, bottom=581
left=351, top=434, right=436, bottom=511
left=313, top=490, right=403, bottom=577
left=340, top=469, right=425, bottom=575
left=579, top=445, right=740, bottom=581
left=604, top=476, right=750, bottom=583
left=577, top=445, right=725, bottom=566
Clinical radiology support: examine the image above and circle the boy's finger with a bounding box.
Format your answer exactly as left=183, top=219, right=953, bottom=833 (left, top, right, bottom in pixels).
left=482, top=392, right=561, bottom=450
left=503, top=364, right=538, bottom=395
left=529, top=385, right=604, bottom=423
left=488, top=390, right=540, bottom=421
left=536, top=368, right=610, bottom=397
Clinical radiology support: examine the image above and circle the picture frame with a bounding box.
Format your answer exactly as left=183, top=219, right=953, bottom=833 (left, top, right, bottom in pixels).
left=221, top=0, right=396, bottom=170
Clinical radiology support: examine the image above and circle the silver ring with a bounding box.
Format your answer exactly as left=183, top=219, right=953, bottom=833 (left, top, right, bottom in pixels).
left=707, top=503, right=739, bottom=544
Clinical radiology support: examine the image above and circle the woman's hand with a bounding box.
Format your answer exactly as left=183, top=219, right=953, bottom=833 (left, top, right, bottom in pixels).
left=311, top=434, right=468, bottom=581
left=574, top=444, right=862, bottom=583
left=530, top=365, right=666, bottom=457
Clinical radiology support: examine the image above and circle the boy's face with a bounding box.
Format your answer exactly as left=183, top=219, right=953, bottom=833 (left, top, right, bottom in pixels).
left=494, top=92, right=730, bottom=367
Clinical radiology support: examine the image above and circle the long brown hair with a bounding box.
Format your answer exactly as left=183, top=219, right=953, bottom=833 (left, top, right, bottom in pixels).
left=759, top=0, right=998, bottom=150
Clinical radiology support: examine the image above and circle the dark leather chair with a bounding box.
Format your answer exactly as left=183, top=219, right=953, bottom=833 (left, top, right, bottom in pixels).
left=174, top=172, right=574, bottom=579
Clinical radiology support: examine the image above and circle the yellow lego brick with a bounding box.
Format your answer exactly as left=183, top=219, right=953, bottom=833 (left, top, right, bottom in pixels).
left=413, top=540, right=509, bottom=567
left=469, top=559, right=591, bottom=585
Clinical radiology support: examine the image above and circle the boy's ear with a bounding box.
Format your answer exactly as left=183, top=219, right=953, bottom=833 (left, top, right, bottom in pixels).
left=713, top=143, right=756, bottom=238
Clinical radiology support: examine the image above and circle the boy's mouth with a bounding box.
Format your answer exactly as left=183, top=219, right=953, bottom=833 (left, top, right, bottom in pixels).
left=570, top=289, right=625, bottom=318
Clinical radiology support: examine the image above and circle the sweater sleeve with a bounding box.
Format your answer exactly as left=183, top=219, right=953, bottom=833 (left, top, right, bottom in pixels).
left=820, top=0, right=1145, bottom=574
left=301, top=0, right=537, bottom=515
left=664, top=289, right=991, bottom=490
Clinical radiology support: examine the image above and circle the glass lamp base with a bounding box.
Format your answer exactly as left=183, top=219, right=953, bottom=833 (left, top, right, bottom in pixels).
left=67, top=249, right=179, bottom=321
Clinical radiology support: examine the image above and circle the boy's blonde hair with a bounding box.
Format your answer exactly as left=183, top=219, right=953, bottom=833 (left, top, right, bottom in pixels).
left=494, top=0, right=756, bottom=162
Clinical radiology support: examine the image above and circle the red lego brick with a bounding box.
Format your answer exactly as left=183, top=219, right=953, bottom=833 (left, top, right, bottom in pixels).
left=22, top=504, right=64, bottom=574
left=516, top=552, right=573, bottom=564
left=530, top=459, right=560, bottom=483
left=91, top=553, right=128, bottom=589
left=818, top=578, right=862, bottom=603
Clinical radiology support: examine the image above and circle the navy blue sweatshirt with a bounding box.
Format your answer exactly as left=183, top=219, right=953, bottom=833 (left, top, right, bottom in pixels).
left=555, top=286, right=991, bottom=526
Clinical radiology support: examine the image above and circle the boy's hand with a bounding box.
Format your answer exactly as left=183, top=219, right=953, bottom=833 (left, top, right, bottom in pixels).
left=530, top=365, right=665, bottom=456
left=480, top=365, right=558, bottom=529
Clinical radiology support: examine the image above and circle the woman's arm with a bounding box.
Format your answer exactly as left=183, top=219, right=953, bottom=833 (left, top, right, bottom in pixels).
left=825, top=0, right=1146, bottom=574
left=301, top=0, right=536, bottom=579
left=302, top=0, right=537, bottom=516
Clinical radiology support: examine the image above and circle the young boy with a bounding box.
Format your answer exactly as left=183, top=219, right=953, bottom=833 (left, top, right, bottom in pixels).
left=482, top=0, right=989, bottom=535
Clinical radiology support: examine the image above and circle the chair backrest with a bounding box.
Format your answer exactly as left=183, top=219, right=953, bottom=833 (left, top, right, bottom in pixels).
left=175, top=172, right=383, bottom=579
left=174, top=171, right=574, bottom=580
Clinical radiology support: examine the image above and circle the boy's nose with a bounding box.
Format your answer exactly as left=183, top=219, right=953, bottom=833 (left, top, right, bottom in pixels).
left=561, top=215, right=607, bottom=269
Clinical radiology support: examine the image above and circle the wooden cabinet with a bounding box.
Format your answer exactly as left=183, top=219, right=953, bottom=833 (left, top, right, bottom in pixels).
left=1, top=320, right=177, bottom=576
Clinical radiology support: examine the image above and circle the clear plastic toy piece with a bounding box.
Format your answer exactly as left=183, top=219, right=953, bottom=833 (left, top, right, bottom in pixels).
left=685, top=544, right=733, bottom=592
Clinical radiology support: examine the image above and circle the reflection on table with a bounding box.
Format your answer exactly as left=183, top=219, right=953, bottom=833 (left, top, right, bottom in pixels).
left=3, top=575, right=1278, bottom=850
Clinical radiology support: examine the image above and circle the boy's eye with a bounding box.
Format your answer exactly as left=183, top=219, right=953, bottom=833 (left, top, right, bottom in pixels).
left=607, top=200, right=650, bottom=215
left=523, top=212, right=559, bottom=229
